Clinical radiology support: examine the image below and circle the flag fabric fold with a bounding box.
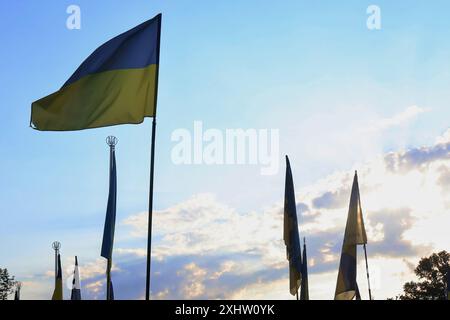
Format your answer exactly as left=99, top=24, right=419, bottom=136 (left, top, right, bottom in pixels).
left=101, top=145, right=117, bottom=261
left=283, top=156, right=302, bottom=296
left=31, top=14, right=161, bottom=131
left=335, top=171, right=368, bottom=300
left=101, top=143, right=117, bottom=300
left=52, top=254, right=63, bottom=300
left=71, top=256, right=82, bottom=300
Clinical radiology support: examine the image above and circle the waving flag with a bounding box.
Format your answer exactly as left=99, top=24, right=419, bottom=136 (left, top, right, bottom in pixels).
left=71, top=256, right=81, bottom=300
left=335, top=171, right=368, bottom=300
left=284, top=156, right=302, bottom=297
left=31, top=14, right=161, bottom=131
left=52, top=254, right=63, bottom=300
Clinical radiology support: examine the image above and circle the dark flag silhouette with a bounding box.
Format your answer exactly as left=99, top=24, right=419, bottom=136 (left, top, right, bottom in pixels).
left=300, top=238, right=309, bottom=300
left=52, top=254, right=63, bottom=300
left=71, top=256, right=81, bottom=300
left=335, top=171, right=368, bottom=300
left=101, top=139, right=117, bottom=300
left=283, top=156, right=302, bottom=297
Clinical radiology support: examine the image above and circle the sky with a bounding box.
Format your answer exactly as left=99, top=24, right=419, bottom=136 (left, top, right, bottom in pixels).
left=0, top=0, right=449, bottom=300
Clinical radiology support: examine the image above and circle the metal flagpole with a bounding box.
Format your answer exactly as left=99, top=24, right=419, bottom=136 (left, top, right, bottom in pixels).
left=52, top=241, right=60, bottom=284
left=145, top=14, right=162, bottom=301
left=145, top=117, right=157, bottom=300
left=106, top=259, right=111, bottom=300
left=363, top=244, right=372, bottom=300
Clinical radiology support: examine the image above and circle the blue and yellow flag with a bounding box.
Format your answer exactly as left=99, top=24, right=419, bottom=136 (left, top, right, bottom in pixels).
left=300, top=238, right=309, bottom=300
left=284, top=156, right=302, bottom=296
left=52, top=254, right=63, bottom=300
left=31, top=14, right=161, bottom=131
left=335, top=171, right=367, bottom=300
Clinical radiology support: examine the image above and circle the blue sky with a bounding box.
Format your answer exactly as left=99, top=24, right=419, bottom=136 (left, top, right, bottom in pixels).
left=0, top=1, right=449, bottom=299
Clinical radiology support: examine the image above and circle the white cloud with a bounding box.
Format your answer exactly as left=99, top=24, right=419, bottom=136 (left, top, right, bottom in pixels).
left=121, top=128, right=449, bottom=299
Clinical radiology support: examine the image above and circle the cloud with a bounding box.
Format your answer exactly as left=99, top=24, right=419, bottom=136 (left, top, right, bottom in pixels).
left=23, top=129, right=450, bottom=300
left=365, top=105, right=428, bottom=133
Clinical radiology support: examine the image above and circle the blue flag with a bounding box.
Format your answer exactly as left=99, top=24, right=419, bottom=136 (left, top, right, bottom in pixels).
left=101, top=145, right=117, bottom=260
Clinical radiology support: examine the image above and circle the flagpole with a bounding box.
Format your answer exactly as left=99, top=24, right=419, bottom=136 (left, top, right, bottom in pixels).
left=106, top=258, right=111, bottom=300
left=145, top=14, right=162, bottom=301
left=52, top=241, right=60, bottom=284
left=145, top=117, right=157, bottom=300
left=363, top=244, right=372, bottom=300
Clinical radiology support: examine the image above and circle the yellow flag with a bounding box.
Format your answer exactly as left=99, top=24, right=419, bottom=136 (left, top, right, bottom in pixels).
left=335, top=171, right=367, bottom=300
left=52, top=254, right=63, bottom=300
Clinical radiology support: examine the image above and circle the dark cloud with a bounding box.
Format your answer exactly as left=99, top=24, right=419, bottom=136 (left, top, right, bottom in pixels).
left=385, top=142, right=450, bottom=172
left=367, top=208, right=430, bottom=258
left=312, top=188, right=350, bottom=210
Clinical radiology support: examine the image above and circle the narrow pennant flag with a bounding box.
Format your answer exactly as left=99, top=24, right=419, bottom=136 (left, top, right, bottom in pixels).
left=71, top=256, right=82, bottom=300
left=101, top=145, right=117, bottom=261
left=335, top=171, right=368, bottom=300
left=31, top=14, right=161, bottom=131
left=52, top=254, right=63, bottom=300
left=101, top=143, right=117, bottom=300
left=283, top=156, right=302, bottom=296
left=300, top=238, right=309, bottom=300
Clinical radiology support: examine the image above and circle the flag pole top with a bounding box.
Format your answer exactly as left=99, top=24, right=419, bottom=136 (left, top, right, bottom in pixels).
left=52, top=241, right=61, bottom=251
left=106, top=136, right=118, bottom=147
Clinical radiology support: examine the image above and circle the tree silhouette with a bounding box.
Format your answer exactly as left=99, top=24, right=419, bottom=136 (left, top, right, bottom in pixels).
left=396, top=251, right=449, bottom=300
left=0, top=268, right=16, bottom=300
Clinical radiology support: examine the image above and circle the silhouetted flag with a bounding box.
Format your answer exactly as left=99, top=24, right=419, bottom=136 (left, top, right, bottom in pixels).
left=101, top=142, right=117, bottom=300
left=300, top=238, right=309, bottom=300
left=283, top=156, right=302, bottom=296
left=335, top=171, right=367, bottom=300
left=71, top=256, right=81, bottom=300
left=52, top=254, right=63, bottom=300
left=31, top=14, right=161, bottom=131
left=101, top=147, right=117, bottom=261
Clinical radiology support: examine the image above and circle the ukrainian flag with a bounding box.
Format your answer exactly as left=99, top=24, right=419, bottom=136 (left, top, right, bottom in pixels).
left=31, top=14, right=161, bottom=131
left=335, top=171, right=367, bottom=300
left=284, top=156, right=302, bottom=296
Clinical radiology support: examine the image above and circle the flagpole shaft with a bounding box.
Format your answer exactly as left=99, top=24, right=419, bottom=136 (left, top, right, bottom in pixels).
left=106, top=259, right=111, bottom=300
left=145, top=117, right=157, bottom=300
left=363, top=244, right=372, bottom=300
